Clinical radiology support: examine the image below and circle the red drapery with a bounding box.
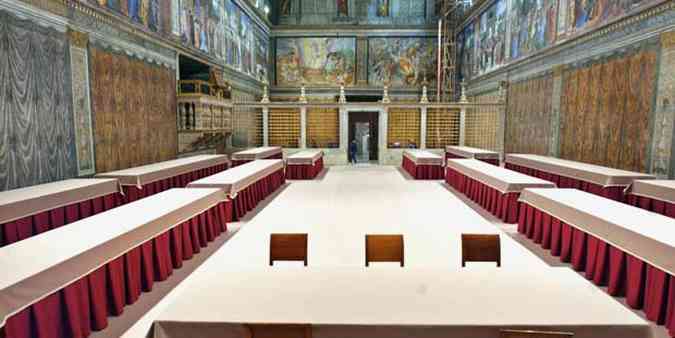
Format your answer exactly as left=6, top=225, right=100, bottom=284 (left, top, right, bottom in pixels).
left=402, top=156, right=444, bottom=180
left=445, top=166, right=520, bottom=223
left=625, top=194, right=675, bottom=219
left=446, top=153, right=499, bottom=166
left=1, top=193, right=121, bottom=248
left=232, top=168, right=286, bottom=221
left=232, top=152, right=283, bottom=167
left=3, top=200, right=232, bottom=338
left=505, top=162, right=625, bottom=202
left=286, top=157, right=324, bottom=180
left=120, top=163, right=229, bottom=205
left=517, top=202, right=675, bottom=337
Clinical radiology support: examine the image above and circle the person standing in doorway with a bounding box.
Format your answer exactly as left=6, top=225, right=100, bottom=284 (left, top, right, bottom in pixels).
left=349, top=139, right=358, bottom=164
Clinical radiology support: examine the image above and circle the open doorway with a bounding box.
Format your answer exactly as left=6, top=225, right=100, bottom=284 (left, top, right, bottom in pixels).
left=348, top=111, right=379, bottom=163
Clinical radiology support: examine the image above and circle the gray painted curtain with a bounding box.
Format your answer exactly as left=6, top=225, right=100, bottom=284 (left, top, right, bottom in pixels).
left=0, top=11, right=77, bottom=191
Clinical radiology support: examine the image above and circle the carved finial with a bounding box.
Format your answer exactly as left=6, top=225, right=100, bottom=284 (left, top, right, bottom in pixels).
left=299, top=82, right=308, bottom=103
left=420, top=77, right=429, bottom=104
left=460, top=81, right=468, bottom=103
left=498, top=81, right=507, bottom=103
left=260, top=85, right=270, bottom=103
left=338, top=79, right=347, bottom=104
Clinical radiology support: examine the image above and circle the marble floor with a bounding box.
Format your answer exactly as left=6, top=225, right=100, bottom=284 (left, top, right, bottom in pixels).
left=89, top=165, right=669, bottom=338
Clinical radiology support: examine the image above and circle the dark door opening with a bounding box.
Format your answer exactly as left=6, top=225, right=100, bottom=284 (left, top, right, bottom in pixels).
left=348, top=111, right=379, bottom=162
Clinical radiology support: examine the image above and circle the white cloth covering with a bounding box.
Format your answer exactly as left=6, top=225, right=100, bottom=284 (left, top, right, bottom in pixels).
left=447, top=159, right=555, bottom=193
left=403, top=150, right=443, bottom=166
left=231, top=147, right=282, bottom=161
left=0, top=179, right=120, bottom=224
left=446, top=146, right=499, bottom=160
left=0, top=188, right=222, bottom=327
left=519, top=188, right=675, bottom=275
left=505, top=154, right=654, bottom=187
left=96, top=155, right=230, bottom=187
left=187, top=160, right=284, bottom=198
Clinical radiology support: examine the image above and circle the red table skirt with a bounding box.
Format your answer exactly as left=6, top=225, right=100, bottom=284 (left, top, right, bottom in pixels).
left=517, top=203, right=675, bottom=337
left=3, top=200, right=232, bottom=338
left=232, top=152, right=283, bottom=167
left=121, top=163, right=229, bottom=205
left=445, top=166, right=520, bottom=223
left=626, top=194, right=675, bottom=219
left=402, top=156, right=443, bottom=180
left=446, top=153, right=499, bottom=166
left=505, top=162, right=625, bottom=201
left=232, top=168, right=286, bottom=221
left=286, top=158, right=324, bottom=180
left=1, top=193, right=121, bottom=248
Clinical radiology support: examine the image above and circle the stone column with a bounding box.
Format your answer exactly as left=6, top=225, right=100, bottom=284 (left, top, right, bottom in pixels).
left=459, top=106, right=466, bottom=146
left=549, top=66, right=565, bottom=157
left=651, top=31, right=675, bottom=178
left=262, top=106, right=269, bottom=147
left=300, top=106, right=307, bottom=149
left=379, top=107, right=388, bottom=163
left=339, top=106, right=348, bottom=150
left=420, top=107, right=427, bottom=149
left=497, top=81, right=508, bottom=156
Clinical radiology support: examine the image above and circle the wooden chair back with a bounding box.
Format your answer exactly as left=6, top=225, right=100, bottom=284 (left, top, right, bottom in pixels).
left=246, top=324, right=312, bottom=338
left=270, top=233, right=308, bottom=266
left=461, top=234, right=501, bottom=267
left=365, top=234, right=404, bottom=267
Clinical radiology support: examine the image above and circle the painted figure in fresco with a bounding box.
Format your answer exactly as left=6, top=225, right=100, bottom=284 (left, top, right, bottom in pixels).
left=376, top=0, right=389, bottom=17
left=128, top=0, right=140, bottom=22
left=545, top=0, right=557, bottom=44
left=105, top=0, right=120, bottom=12
left=280, top=0, right=291, bottom=15
left=337, top=0, right=348, bottom=16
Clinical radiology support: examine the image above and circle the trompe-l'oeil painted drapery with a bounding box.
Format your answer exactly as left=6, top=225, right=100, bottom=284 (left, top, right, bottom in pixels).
left=0, top=11, right=77, bottom=191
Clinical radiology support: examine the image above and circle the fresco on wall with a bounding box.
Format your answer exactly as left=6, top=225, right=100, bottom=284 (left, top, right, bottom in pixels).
left=170, top=0, right=268, bottom=81
left=280, top=0, right=291, bottom=15
left=368, top=37, right=437, bottom=87
left=457, top=24, right=475, bottom=82
left=509, top=0, right=558, bottom=60
left=337, top=0, right=349, bottom=16
left=0, top=11, right=77, bottom=190
left=93, top=0, right=161, bottom=31
left=276, top=37, right=356, bottom=86
left=475, top=0, right=507, bottom=74
left=573, top=0, right=659, bottom=32
left=255, top=34, right=269, bottom=82
left=376, top=0, right=390, bottom=16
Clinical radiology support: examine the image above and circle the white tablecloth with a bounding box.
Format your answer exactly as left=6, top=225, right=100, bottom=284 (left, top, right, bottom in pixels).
left=187, top=160, right=284, bottom=198
left=96, top=155, right=229, bottom=187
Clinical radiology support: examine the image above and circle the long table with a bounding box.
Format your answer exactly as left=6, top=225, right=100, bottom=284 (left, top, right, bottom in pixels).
left=0, top=179, right=121, bottom=247
left=401, top=150, right=444, bottom=180
left=518, top=188, right=675, bottom=336
left=625, top=180, right=675, bottom=218
left=231, top=146, right=283, bottom=166
left=505, top=154, right=654, bottom=201
left=153, top=267, right=649, bottom=338
left=96, top=155, right=229, bottom=204
left=0, top=188, right=226, bottom=338
left=446, top=159, right=555, bottom=223
left=187, top=160, right=285, bottom=220
left=446, top=146, right=500, bottom=165
left=286, top=150, right=325, bottom=180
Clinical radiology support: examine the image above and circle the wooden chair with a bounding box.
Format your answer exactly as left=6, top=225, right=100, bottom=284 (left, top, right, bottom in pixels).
left=500, top=329, right=574, bottom=337
left=461, top=234, right=501, bottom=267
left=270, top=233, right=308, bottom=266
left=246, top=324, right=312, bottom=338
left=365, top=234, right=404, bottom=267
